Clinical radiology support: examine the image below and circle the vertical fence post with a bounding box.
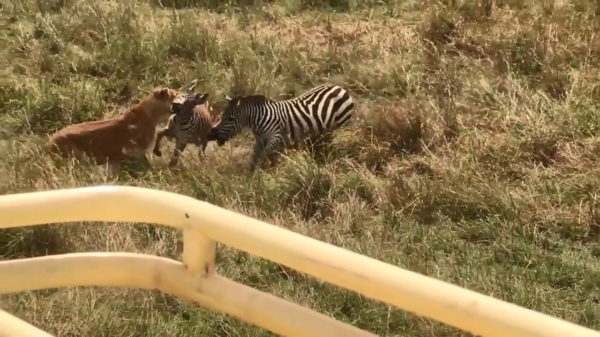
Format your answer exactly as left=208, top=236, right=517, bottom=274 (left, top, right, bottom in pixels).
left=182, top=227, right=216, bottom=276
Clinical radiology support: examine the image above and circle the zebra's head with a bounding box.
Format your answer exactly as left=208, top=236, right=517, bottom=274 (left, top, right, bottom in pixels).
left=171, top=92, right=210, bottom=116
left=208, top=95, right=245, bottom=146
left=209, top=94, right=272, bottom=146
left=171, top=79, right=211, bottom=115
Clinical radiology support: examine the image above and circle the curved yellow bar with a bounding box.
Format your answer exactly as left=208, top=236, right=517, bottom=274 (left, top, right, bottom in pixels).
left=0, top=252, right=371, bottom=337
left=0, top=186, right=598, bottom=337
left=0, top=310, right=54, bottom=337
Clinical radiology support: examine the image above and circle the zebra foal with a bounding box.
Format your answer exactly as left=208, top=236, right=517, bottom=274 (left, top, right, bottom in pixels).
left=207, top=83, right=355, bottom=171
left=153, top=89, right=214, bottom=167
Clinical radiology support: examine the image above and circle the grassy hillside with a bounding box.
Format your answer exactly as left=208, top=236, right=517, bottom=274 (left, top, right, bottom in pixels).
left=1, top=0, right=600, bottom=336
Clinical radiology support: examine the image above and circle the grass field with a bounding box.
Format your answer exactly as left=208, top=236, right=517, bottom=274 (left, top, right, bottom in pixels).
left=2, top=0, right=600, bottom=336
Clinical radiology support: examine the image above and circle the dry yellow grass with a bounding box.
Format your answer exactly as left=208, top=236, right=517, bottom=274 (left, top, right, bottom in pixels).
left=1, top=0, right=599, bottom=336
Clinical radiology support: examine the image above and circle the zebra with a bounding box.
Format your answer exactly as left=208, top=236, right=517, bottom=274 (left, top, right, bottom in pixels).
left=207, top=83, right=355, bottom=171
left=153, top=88, right=214, bottom=167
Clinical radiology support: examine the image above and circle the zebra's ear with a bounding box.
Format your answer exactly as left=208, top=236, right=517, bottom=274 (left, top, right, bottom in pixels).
left=186, top=79, right=198, bottom=94
left=194, top=93, right=209, bottom=104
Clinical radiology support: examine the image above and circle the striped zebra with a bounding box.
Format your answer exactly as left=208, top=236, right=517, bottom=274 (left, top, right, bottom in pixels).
left=207, top=83, right=355, bottom=171
left=153, top=89, right=214, bottom=167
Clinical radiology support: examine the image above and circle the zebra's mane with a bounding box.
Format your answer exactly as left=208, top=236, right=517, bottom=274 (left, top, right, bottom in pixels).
left=232, top=95, right=275, bottom=106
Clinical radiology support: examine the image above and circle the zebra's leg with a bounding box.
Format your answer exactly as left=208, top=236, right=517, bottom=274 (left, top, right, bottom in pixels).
left=168, top=140, right=187, bottom=168
left=198, top=137, right=208, bottom=157
left=261, top=135, right=287, bottom=169
left=266, top=134, right=289, bottom=166
left=266, top=148, right=281, bottom=167
left=282, top=133, right=295, bottom=152
left=250, top=137, right=269, bottom=172
left=153, top=128, right=168, bottom=157
left=268, top=135, right=289, bottom=167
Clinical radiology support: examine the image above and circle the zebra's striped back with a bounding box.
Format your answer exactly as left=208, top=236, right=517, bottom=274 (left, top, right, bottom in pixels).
left=288, top=84, right=355, bottom=137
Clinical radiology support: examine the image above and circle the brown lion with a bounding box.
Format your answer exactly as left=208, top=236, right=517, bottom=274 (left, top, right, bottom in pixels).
left=46, top=88, right=181, bottom=173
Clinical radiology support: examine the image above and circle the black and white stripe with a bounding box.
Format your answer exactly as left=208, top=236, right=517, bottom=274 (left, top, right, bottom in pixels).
left=208, top=83, right=355, bottom=170
left=153, top=80, right=214, bottom=167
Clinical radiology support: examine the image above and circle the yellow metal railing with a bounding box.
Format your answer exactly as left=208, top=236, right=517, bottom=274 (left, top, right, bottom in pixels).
left=0, top=186, right=598, bottom=337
